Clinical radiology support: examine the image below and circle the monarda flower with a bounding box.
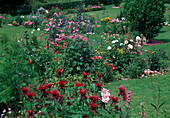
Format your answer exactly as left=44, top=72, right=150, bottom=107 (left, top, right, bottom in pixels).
left=82, top=72, right=89, bottom=81
left=79, top=89, right=87, bottom=100
left=75, top=82, right=83, bottom=88
left=58, top=79, right=66, bottom=89
left=56, top=69, right=62, bottom=77
left=95, top=82, right=103, bottom=91
left=89, top=95, right=99, bottom=103
left=97, top=72, right=103, bottom=79
left=27, top=109, right=34, bottom=117
left=51, top=90, right=60, bottom=100
left=21, top=87, right=29, bottom=96
left=118, top=85, right=127, bottom=101
left=27, top=92, right=34, bottom=101
left=89, top=102, right=98, bottom=112
left=38, top=84, right=48, bottom=92
left=110, top=96, right=119, bottom=104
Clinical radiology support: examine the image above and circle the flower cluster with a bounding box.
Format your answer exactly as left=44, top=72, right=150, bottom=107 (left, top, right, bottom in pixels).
left=101, top=88, right=110, bottom=103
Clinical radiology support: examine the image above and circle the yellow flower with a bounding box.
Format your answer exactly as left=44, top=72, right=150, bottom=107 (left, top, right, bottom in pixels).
left=152, top=51, right=155, bottom=53
left=95, top=50, right=97, bottom=52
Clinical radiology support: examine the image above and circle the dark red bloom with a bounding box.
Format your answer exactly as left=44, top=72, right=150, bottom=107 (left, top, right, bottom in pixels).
left=29, top=50, right=33, bottom=53
left=89, top=95, right=99, bottom=103
left=27, top=109, right=34, bottom=117
left=21, top=87, right=29, bottom=96
left=27, top=92, right=34, bottom=101
left=110, top=96, right=119, bottom=104
left=46, top=90, right=52, bottom=95
left=38, top=84, right=48, bottom=91
left=47, top=83, right=52, bottom=88
left=56, top=69, right=62, bottom=77
left=75, top=82, right=83, bottom=88
left=118, top=85, right=127, bottom=101
left=108, top=58, right=112, bottom=60
left=97, top=72, right=103, bottom=79
left=89, top=102, right=98, bottom=112
left=79, top=89, right=87, bottom=100
left=53, top=57, right=57, bottom=61
left=28, top=60, right=31, bottom=63
left=66, top=102, right=72, bottom=106
left=82, top=72, right=89, bottom=81
left=44, top=45, right=47, bottom=49
left=58, top=79, right=66, bottom=89
left=51, top=90, right=60, bottom=100
left=95, top=82, right=103, bottom=91
left=54, top=43, right=58, bottom=46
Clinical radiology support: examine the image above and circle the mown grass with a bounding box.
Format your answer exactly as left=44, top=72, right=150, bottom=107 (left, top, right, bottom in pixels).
left=0, top=3, right=170, bottom=117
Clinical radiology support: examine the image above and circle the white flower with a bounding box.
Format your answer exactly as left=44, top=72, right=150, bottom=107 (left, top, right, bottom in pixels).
left=121, top=17, right=125, bottom=20
left=45, top=10, right=49, bottom=13
left=115, top=40, right=118, bottom=42
left=136, top=36, right=141, bottom=41
left=20, top=15, right=25, bottom=18
left=130, top=39, right=133, bottom=42
left=124, top=40, right=128, bottom=44
left=128, top=44, right=133, bottom=49
left=37, top=28, right=40, bottom=31
left=138, top=45, right=142, bottom=48
left=33, top=29, right=35, bottom=32
left=107, top=46, right=112, bottom=50
left=112, top=40, right=116, bottom=44
left=120, top=43, right=123, bottom=46
left=31, top=31, right=34, bottom=34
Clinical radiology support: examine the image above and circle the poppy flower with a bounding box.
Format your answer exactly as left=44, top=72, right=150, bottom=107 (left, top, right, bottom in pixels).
left=53, top=57, right=57, bottom=61
left=61, top=44, right=64, bottom=49
left=27, top=109, right=34, bottom=117
left=58, top=79, right=66, bottom=89
left=56, top=69, right=62, bottom=77
left=27, top=92, right=34, bottom=101
left=82, top=72, right=89, bottom=81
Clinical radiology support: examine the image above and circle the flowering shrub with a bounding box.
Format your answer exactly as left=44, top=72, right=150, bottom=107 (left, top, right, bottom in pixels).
left=24, top=21, right=34, bottom=28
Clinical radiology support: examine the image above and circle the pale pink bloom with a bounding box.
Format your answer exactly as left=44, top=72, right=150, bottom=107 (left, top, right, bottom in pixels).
left=145, top=50, right=149, bottom=53
left=140, top=102, right=144, bottom=105
left=44, top=28, right=50, bottom=32
left=50, top=42, right=55, bottom=44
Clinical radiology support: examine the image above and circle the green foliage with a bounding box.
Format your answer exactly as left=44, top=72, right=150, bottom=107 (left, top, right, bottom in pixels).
left=63, top=38, right=93, bottom=75
left=123, top=0, right=166, bottom=40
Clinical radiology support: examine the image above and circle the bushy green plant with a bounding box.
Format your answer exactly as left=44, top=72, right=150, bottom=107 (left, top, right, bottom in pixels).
left=114, top=0, right=122, bottom=6
left=123, top=0, right=166, bottom=40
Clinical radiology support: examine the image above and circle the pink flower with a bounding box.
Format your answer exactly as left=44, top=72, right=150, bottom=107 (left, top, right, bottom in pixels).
left=37, top=37, right=40, bottom=40
left=40, top=33, right=44, bottom=36
left=144, top=50, right=149, bottom=53
left=140, top=102, right=144, bottom=106
left=44, top=28, right=50, bottom=32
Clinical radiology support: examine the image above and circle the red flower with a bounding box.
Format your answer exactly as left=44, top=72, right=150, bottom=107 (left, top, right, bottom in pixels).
left=56, top=69, right=62, bottom=77
left=29, top=50, right=33, bottom=53
left=108, top=58, right=112, bottom=60
left=47, top=83, right=52, bottom=88
left=27, top=92, right=34, bottom=101
left=61, top=44, right=64, bottom=49
left=98, top=56, right=102, bottom=59
left=97, top=72, right=103, bottom=79
left=75, top=82, right=83, bottom=88
left=51, top=90, right=60, bottom=99
left=95, top=25, right=97, bottom=27
left=54, top=43, right=58, bottom=46
left=110, top=64, right=115, bottom=70
left=167, top=19, right=169, bottom=22
left=44, top=45, right=47, bottom=49
left=89, top=95, right=99, bottom=103
left=118, top=85, right=127, bottom=101
left=95, top=82, right=103, bottom=91
left=110, top=96, right=119, bottom=104
left=21, top=87, right=29, bottom=96
left=104, top=62, right=108, bottom=66
left=53, top=57, right=57, bottom=61
left=55, top=51, right=58, bottom=54
left=89, top=102, right=98, bottom=112
left=43, top=17, right=46, bottom=20
left=38, top=84, right=48, bottom=91
left=58, top=79, right=66, bottom=89
left=92, top=56, right=97, bottom=59
left=27, top=109, right=34, bottom=117
left=79, top=89, right=87, bottom=100
left=64, top=42, right=67, bottom=45
left=82, top=72, right=89, bottom=81
left=28, top=60, right=31, bottom=63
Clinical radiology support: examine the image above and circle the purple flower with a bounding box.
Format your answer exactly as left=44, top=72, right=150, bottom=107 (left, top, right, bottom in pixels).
left=93, top=40, right=96, bottom=45
left=3, top=109, right=6, bottom=113
left=80, top=57, right=83, bottom=60
left=1, top=114, right=4, bottom=117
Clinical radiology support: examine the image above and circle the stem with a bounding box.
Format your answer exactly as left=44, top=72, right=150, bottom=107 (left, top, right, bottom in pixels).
left=150, top=75, right=156, bottom=105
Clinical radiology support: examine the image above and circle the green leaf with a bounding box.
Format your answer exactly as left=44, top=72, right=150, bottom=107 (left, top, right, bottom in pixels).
left=150, top=103, right=157, bottom=110
left=158, top=101, right=166, bottom=110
